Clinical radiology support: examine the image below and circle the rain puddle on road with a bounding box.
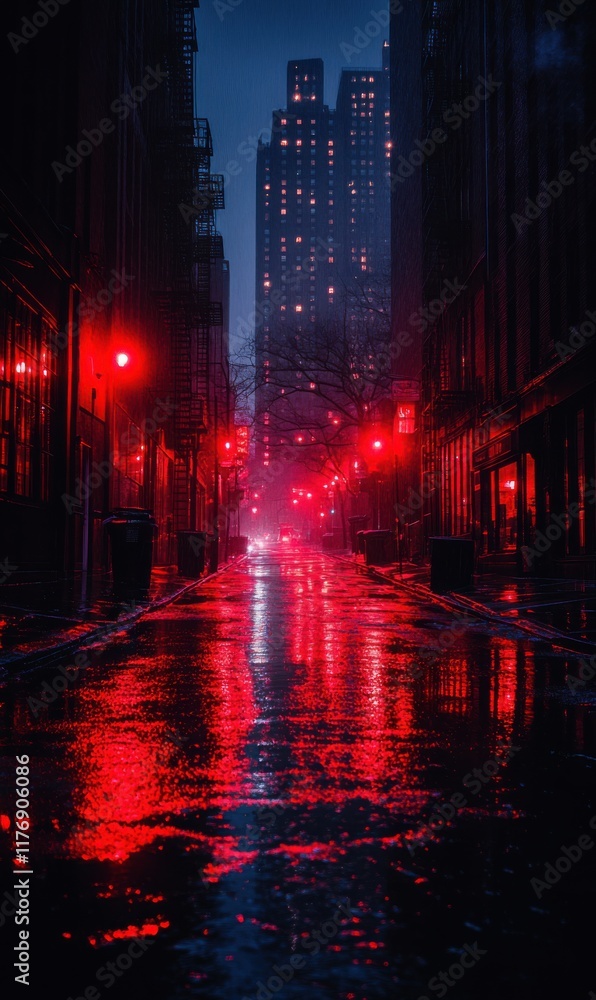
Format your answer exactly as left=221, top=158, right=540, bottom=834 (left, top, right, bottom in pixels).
left=0, top=548, right=595, bottom=999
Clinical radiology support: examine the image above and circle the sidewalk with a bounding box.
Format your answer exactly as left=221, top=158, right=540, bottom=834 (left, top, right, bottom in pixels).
left=0, top=560, right=244, bottom=676
left=341, top=553, right=596, bottom=654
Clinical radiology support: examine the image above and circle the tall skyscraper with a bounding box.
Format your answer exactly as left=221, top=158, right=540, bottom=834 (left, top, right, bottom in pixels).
left=335, top=40, right=391, bottom=298
left=254, top=46, right=390, bottom=478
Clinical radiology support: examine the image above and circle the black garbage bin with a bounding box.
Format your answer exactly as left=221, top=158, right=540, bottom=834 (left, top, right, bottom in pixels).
left=348, top=515, right=369, bottom=554
left=227, top=536, right=249, bottom=558
left=362, top=529, right=397, bottom=567
left=177, top=530, right=207, bottom=578
left=103, top=508, right=157, bottom=595
left=206, top=533, right=217, bottom=573
left=356, top=530, right=367, bottom=556
left=236, top=536, right=249, bottom=556
left=430, top=536, right=474, bottom=592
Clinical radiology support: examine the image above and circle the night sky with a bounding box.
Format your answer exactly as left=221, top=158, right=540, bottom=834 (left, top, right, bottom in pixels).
left=194, top=0, right=389, bottom=354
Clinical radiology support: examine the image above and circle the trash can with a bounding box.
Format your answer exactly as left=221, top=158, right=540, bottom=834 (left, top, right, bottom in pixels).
left=177, top=530, right=207, bottom=578
left=206, top=533, right=218, bottom=573
left=348, top=515, right=370, bottom=554
left=362, top=529, right=398, bottom=567
left=322, top=533, right=334, bottom=551
left=229, top=536, right=249, bottom=558
left=103, top=508, right=157, bottom=595
left=430, top=536, right=475, bottom=592
left=356, top=530, right=367, bottom=556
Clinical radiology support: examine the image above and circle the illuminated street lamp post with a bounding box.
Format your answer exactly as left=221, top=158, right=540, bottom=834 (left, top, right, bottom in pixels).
left=394, top=452, right=403, bottom=576
left=372, top=439, right=383, bottom=529
left=115, top=352, right=130, bottom=369
left=210, top=360, right=235, bottom=574
left=210, top=393, right=220, bottom=573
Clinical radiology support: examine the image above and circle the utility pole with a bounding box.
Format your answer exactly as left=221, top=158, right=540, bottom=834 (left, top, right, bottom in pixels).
left=224, top=470, right=231, bottom=562
left=210, top=393, right=219, bottom=574
left=394, top=453, right=403, bottom=576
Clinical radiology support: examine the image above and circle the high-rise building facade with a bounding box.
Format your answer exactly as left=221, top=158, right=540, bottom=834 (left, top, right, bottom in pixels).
left=390, top=0, right=596, bottom=576
left=254, top=47, right=390, bottom=483
left=335, top=41, right=391, bottom=297
left=0, top=0, right=232, bottom=577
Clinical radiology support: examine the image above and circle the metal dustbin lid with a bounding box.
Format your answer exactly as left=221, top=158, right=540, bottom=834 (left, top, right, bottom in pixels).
left=430, top=536, right=473, bottom=542
left=103, top=508, right=157, bottom=530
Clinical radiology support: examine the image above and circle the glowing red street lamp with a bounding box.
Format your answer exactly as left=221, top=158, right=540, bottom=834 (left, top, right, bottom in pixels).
left=115, top=352, right=130, bottom=369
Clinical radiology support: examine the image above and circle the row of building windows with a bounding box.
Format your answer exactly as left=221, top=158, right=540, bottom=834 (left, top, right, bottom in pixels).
left=280, top=139, right=329, bottom=147
left=280, top=119, right=320, bottom=125
left=0, top=286, right=56, bottom=501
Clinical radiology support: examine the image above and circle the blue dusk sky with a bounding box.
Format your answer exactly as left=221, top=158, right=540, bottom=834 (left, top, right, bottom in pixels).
left=194, top=0, right=389, bottom=354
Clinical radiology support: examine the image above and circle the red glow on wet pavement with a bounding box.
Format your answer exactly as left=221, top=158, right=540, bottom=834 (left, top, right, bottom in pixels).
left=4, top=546, right=581, bottom=999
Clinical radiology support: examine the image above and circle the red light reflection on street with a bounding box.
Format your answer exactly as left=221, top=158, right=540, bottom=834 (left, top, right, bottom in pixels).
left=62, top=641, right=256, bottom=863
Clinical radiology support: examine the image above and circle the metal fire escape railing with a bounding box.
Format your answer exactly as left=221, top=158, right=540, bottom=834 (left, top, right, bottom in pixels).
left=191, top=139, right=218, bottom=408
left=157, top=0, right=202, bottom=460
left=153, top=0, right=227, bottom=529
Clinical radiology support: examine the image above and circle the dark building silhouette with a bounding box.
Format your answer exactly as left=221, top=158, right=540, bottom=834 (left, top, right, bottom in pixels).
left=390, top=0, right=596, bottom=576
left=254, top=59, right=335, bottom=460
left=335, top=40, right=391, bottom=300
left=0, top=0, right=231, bottom=579
left=254, top=46, right=390, bottom=499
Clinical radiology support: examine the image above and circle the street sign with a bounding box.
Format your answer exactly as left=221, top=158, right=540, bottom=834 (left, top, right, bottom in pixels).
left=390, top=378, right=420, bottom=402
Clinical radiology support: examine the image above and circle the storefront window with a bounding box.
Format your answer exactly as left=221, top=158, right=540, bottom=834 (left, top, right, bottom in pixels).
left=155, top=444, right=174, bottom=563
left=524, top=454, right=536, bottom=545
left=495, top=463, right=518, bottom=551
left=113, top=405, right=145, bottom=508
left=40, top=320, right=56, bottom=502
left=442, top=431, right=472, bottom=536
left=577, top=409, right=585, bottom=552
left=0, top=288, right=56, bottom=501
left=0, top=310, right=12, bottom=492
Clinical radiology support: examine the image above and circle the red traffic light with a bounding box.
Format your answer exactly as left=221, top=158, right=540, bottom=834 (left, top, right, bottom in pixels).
left=220, top=432, right=237, bottom=465
left=360, top=424, right=392, bottom=471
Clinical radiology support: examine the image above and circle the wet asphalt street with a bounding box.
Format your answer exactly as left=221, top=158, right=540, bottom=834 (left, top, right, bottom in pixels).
left=1, top=545, right=596, bottom=999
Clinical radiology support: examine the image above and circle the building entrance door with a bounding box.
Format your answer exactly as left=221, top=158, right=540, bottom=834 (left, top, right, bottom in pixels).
left=484, top=461, right=518, bottom=554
